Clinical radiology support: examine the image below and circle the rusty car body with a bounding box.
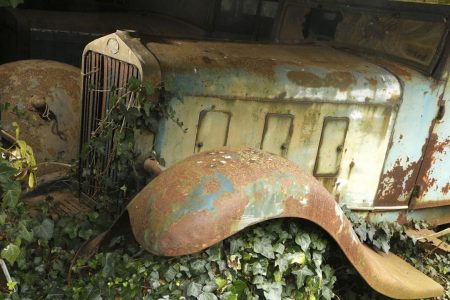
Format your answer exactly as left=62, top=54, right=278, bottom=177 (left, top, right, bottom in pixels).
left=80, top=2, right=450, bottom=224
left=73, top=1, right=450, bottom=298
left=1, top=0, right=449, bottom=298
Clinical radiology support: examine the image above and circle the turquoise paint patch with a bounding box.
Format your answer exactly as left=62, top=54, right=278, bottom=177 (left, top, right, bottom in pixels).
left=186, top=172, right=234, bottom=211
left=160, top=172, right=234, bottom=229
left=233, top=172, right=309, bottom=231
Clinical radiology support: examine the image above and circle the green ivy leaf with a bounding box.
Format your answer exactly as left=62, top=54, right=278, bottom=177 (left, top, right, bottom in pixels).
left=191, top=259, right=207, bottom=275
left=259, top=282, right=282, bottom=300
left=198, top=292, right=218, bottom=300
left=230, top=279, right=247, bottom=297
left=215, top=277, right=227, bottom=290
left=295, top=233, right=311, bottom=252
left=2, top=187, right=21, bottom=208
left=164, top=265, right=178, bottom=282
left=0, top=161, right=17, bottom=178
left=292, top=266, right=314, bottom=289
left=18, top=224, right=33, bottom=242
left=102, top=253, right=115, bottom=278
left=187, top=282, right=203, bottom=297
left=1, top=243, right=20, bottom=264
left=219, top=292, right=238, bottom=300
left=0, top=212, right=6, bottom=225
left=253, top=237, right=274, bottom=259
left=33, top=218, right=54, bottom=241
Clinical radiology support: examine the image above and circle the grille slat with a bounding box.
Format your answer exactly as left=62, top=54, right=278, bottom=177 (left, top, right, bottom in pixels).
left=80, top=51, right=140, bottom=198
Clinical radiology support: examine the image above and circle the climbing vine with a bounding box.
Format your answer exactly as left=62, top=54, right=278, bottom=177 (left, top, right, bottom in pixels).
left=79, top=78, right=184, bottom=213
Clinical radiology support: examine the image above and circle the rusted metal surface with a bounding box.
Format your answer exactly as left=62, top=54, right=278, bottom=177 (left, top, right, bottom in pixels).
left=366, top=205, right=450, bottom=226
left=83, top=31, right=402, bottom=209
left=82, top=29, right=450, bottom=214
left=0, top=60, right=80, bottom=179
left=147, top=37, right=401, bottom=103
left=143, top=159, right=164, bottom=177
left=405, top=228, right=450, bottom=254
left=128, top=147, right=443, bottom=299
left=409, top=65, right=450, bottom=208
left=373, top=60, right=448, bottom=208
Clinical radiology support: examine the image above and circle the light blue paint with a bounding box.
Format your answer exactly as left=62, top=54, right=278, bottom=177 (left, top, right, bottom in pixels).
left=164, top=58, right=399, bottom=105
left=164, top=172, right=234, bottom=226
left=186, top=172, right=234, bottom=211
left=233, top=172, right=310, bottom=231
left=378, top=74, right=444, bottom=203
left=154, top=116, right=166, bottom=156
left=420, top=74, right=450, bottom=201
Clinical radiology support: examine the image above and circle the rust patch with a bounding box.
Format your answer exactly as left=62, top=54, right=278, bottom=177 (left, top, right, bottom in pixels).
left=375, top=158, right=419, bottom=206
left=204, top=179, right=221, bottom=194
left=172, top=52, right=281, bottom=78
left=287, top=71, right=357, bottom=92
left=396, top=212, right=408, bottom=225
left=127, top=147, right=444, bottom=299
left=377, top=60, right=412, bottom=81
left=441, top=183, right=450, bottom=195
left=366, top=77, right=378, bottom=87
left=0, top=60, right=81, bottom=177
left=417, top=132, right=450, bottom=195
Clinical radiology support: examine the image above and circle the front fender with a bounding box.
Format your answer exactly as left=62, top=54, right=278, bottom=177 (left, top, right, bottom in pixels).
left=127, top=147, right=443, bottom=299
left=0, top=60, right=80, bottom=182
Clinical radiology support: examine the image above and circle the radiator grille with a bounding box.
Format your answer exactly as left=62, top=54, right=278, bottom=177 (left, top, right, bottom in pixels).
left=80, top=51, right=140, bottom=197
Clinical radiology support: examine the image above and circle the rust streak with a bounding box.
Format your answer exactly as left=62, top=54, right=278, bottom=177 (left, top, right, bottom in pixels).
left=287, top=71, right=357, bottom=92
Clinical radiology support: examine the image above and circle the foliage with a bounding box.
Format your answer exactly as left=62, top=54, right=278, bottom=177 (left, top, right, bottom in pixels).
left=335, top=208, right=450, bottom=300
left=0, top=123, right=37, bottom=189
left=0, top=188, right=337, bottom=299
left=79, top=77, right=184, bottom=214
left=342, top=206, right=410, bottom=253
left=68, top=220, right=336, bottom=300
left=393, top=237, right=450, bottom=300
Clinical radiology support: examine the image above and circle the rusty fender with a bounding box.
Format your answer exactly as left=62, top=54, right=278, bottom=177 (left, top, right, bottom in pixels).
left=0, top=60, right=80, bottom=181
left=128, top=147, right=443, bottom=299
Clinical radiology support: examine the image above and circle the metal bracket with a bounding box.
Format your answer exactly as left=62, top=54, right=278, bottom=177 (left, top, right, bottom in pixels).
left=437, top=101, right=445, bottom=120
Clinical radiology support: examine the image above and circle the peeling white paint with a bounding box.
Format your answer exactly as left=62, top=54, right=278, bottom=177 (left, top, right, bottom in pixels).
left=350, top=110, right=363, bottom=120
left=335, top=203, right=345, bottom=234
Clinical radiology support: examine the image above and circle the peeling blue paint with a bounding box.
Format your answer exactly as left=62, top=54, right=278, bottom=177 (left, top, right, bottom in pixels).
left=233, top=172, right=310, bottom=231
left=159, top=172, right=234, bottom=230
left=186, top=172, right=234, bottom=212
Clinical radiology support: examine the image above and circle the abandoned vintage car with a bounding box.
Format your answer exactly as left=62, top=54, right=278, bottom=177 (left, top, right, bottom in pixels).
left=0, top=0, right=449, bottom=299
left=72, top=1, right=450, bottom=298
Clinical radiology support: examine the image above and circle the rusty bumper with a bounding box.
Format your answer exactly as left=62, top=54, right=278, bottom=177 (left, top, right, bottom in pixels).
left=127, top=147, right=443, bottom=299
